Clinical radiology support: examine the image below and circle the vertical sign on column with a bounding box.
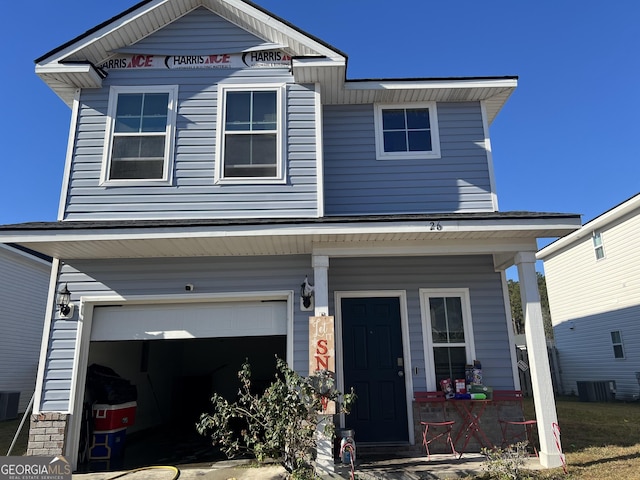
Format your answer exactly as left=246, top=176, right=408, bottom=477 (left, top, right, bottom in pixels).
left=309, top=316, right=336, bottom=414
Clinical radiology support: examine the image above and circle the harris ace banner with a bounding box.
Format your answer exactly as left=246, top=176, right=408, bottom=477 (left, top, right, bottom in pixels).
left=99, top=50, right=291, bottom=70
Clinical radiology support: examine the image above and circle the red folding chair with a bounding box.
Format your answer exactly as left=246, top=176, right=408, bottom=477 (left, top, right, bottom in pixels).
left=493, top=390, right=538, bottom=456
left=415, top=391, right=457, bottom=460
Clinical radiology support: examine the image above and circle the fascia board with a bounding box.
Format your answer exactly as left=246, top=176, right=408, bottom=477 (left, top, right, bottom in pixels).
left=0, top=217, right=582, bottom=244
left=537, top=193, right=640, bottom=260
left=36, top=0, right=172, bottom=66
left=345, top=78, right=517, bottom=90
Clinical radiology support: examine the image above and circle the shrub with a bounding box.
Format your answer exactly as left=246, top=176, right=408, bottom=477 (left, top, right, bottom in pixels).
left=196, top=356, right=355, bottom=475
left=482, top=442, right=533, bottom=480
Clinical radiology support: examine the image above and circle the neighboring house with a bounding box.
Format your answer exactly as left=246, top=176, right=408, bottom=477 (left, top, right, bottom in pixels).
left=0, top=0, right=581, bottom=471
left=0, top=244, right=51, bottom=416
left=538, top=193, right=640, bottom=401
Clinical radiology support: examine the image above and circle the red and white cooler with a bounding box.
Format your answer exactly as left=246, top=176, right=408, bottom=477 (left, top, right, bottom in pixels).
left=92, top=401, right=137, bottom=431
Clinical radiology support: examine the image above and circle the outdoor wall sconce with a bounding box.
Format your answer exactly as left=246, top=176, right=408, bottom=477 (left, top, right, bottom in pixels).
left=57, top=283, right=74, bottom=318
left=300, top=276, right=315, bottom=312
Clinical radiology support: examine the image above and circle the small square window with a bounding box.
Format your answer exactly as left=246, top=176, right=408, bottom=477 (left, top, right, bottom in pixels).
left=610, top=331, right=625, bottom=359
left=374, top=102, right=440, bottom=160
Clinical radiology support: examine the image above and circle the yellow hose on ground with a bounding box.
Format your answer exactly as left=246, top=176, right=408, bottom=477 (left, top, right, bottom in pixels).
left=106, top=465, right=180, bottom=480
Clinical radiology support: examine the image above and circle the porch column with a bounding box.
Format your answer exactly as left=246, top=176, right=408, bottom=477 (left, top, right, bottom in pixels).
left=312, top=255, right=333, bottom=475
left=515, top=252, right=564, bottom=468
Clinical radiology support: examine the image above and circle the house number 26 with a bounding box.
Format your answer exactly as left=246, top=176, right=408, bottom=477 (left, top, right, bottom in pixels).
left=430, top=222, right=443, bottom=231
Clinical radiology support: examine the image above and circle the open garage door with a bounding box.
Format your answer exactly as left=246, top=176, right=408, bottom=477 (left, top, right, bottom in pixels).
left=91, top=300, right=288, bottom=341
left=79, top=299, right=289, bottom=472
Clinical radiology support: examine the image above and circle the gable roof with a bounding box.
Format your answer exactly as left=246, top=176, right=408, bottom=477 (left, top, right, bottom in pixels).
left=35, top=0, right=516, bottom=123
left=537, top=192, right=640, bottom=260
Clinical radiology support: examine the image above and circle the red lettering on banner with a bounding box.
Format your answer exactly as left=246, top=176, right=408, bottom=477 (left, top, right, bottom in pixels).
left=315, top=355, right=329, bottom=371
left=316, top=339, right=328, bottom=355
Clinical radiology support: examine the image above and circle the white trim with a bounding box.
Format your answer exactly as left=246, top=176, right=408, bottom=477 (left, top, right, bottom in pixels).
left=480, top=101, right=499, bottom=211
left=334, top=291, right=415, bottom=445
left=32, top=259, right=60, bottom=414
left=58, top=89, right=81, bottom=220
left=65, top=290, right=294, bottom=470
left=374, top=102, right=441, bottom=160
left=346, top=78, right=518, bottom=91
left=100, top=85, right=179, bottom=186
left=538, top=193, right=640, bottom=259
left=314, top=83, right=324, bottom=218
left=500, top=270, right=521, bottom=389
left=214, top=82, right=287, bottom=184
left=419, top=288, right=476, bottom=391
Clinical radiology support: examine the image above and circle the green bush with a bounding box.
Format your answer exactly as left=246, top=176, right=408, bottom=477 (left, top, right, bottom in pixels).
left=196, top=356, right=355, bottom=475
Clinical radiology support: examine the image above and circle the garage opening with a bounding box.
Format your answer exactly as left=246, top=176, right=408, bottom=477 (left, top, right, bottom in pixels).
left=78, top=300, right=289, bottom=472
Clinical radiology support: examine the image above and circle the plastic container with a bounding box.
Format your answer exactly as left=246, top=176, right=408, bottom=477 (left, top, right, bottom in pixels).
left=89, top=428, right=127, bottom=460
left=93, top=401, right=137, bottom=430
left=339, top=429, right=356, bottom=464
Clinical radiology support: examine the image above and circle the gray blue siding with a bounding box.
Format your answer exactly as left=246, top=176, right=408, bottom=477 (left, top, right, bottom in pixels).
left=41, top=254, right=515, bottom=411
left=64, top=8, right=318, bottom=221
left=323, top=102, right=494, bottom=215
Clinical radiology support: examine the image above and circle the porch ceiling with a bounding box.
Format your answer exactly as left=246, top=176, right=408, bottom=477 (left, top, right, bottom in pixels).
left=0, top=213, right=581, bottom=266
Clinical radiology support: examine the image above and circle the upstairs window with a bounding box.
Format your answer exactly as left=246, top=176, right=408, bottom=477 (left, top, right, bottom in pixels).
left=611, top=331, right=625, bottom=359
left=593, top=231, right=605, bottom=260
left=420, top=289, right=476, bottom=389
left=102, top=86, right=178, bottom=183
left=216, top=84, right=285, bottom=183
left=374, top=102, right=440, bottom=160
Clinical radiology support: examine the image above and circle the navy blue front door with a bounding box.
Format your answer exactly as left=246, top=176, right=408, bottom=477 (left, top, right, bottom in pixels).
left=341, top=297, right=408, bottom=443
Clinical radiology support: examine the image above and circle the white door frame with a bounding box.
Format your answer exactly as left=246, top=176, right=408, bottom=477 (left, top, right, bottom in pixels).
left=65, top=290, right=294, bottom=469
left=334, top=290, right=415, bottom=445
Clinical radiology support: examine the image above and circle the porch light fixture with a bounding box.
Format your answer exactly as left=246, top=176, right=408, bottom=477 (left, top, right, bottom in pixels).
left=300, top=276, right=314, bottom=311
left=57, top=283, right=74, bottom=318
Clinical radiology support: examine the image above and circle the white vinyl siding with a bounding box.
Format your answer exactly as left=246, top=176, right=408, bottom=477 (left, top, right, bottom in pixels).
left=215, top=83, right=286, bottom=184
left=374, top=102, right=440, bottom=160
left=541, top=205, right=640, bottom=400
left=101, top=85, right=178, bottom=185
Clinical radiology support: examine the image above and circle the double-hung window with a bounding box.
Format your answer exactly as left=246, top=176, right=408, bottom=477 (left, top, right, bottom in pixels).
left=420, top=289, right=476, bottom=389
left=610, top=331, right=625, bottom=359
left=593, top=231, right=605, bottom=260
left=374, top=102, right=440, bottom=160
left=102, top=85, right=178, bottom=183
left=216, top=84, right=285, bottom=182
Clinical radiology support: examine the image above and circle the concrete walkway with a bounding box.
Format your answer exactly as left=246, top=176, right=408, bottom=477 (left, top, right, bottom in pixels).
left=71, top=454, right=500, bottom=480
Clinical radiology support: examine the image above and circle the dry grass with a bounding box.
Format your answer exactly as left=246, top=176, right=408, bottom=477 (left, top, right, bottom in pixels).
left=469, top=396, right=640, bottom=479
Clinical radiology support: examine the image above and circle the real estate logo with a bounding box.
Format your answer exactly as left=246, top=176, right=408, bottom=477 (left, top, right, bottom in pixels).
left=0, top=456, right=71, bottom=480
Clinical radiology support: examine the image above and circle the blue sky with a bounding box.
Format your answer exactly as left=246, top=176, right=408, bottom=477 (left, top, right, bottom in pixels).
left=1, top=0, right=638, bottom=242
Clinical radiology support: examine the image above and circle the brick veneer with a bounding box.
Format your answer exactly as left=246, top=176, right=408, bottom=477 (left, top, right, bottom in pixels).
left=26, top=413, right=69, bottom=457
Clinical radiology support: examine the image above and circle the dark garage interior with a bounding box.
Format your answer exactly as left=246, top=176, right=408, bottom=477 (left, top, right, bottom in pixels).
left=79, top=335, right=286, bottom=471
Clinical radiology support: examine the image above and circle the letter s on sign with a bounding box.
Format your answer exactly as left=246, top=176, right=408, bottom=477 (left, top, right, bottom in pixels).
left=316, top=339, right=328, bottom=355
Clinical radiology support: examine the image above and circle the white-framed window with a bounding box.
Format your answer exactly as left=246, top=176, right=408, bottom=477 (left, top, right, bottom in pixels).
left=374, top=102, right=440, bottom=160
left=593, top=231, right=605, bottom=260
left=420, top=288, right=476, bottom=390
left=215, top=83, right=286, bottom=183
left=610, top=330, right=625, bottom=359
left=101, top=85, right=178, bottom=184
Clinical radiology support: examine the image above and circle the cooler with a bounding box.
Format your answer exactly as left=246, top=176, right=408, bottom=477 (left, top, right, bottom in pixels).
left=89, top=428, right=127, bottom=460
left=93, top=401, right=137, bottom=430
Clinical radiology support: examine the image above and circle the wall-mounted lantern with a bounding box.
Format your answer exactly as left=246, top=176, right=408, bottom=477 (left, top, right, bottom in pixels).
left=57, top=283, right=74, bottom=318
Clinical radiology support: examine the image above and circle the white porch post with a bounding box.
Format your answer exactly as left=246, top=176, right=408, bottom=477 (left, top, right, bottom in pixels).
left=515, top=252, right=564, bottom=468
left=312, top=255, right=334, bottom=475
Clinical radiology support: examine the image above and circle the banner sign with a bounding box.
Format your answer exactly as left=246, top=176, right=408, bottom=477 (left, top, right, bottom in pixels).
left=99, top=50, right=291, bottom=70
left=309, top=315, right=336, bottom=415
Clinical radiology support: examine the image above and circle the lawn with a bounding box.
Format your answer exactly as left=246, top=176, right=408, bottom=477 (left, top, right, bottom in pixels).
left=0, top=415, right=29, bottom=456
left=468, top=396, right=640, bottom=480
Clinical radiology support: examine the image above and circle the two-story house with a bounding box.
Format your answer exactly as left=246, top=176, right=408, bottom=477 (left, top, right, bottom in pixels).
left=538, top=193, right=640, bottom=402
left=0, top=0, right=580, bottom=472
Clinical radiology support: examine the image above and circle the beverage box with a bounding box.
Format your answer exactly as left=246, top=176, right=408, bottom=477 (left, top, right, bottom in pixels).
left=89, top=428, right=127, bottom=460
left=92, top=401, right=137, bottom=430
